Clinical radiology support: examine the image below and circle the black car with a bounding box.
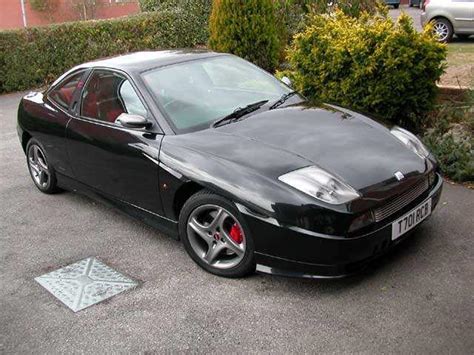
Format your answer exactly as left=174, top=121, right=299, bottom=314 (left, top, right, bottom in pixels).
left=17, top=50, right=443, bottom=278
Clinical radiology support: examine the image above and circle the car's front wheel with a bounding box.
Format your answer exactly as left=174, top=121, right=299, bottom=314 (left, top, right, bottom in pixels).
left=26, top=139, right=59, bottom=194
left=179, top=190, right=256, bottom=277
left=432, top=18, right=453, bottom=42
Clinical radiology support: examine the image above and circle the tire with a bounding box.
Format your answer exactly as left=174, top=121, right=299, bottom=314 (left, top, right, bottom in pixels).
left=179, top=189, right=256, bottom=278
left=456, top=34, right=471, bottom=40
left=432, top=18, right=453, bottom=43
left=394, top=4, right=399, bottom=9
left=26, top=139, right=60, bottom=194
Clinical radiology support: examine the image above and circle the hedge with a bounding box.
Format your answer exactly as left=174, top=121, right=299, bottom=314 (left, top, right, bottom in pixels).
left=139, top=0, right=212, bottom=14
left=0, top=10, right=209, bottom=93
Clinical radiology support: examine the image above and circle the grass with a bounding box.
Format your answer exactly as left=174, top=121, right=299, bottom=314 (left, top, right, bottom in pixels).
left=440, top=41, right=474, bottom=87
left=446, top=42, right=474, bottom=66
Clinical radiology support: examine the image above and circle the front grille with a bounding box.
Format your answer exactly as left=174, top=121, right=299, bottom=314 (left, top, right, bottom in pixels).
left=374, top=177, right=429, bottom=222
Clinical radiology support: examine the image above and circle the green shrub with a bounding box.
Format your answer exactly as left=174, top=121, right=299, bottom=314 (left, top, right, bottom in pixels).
left=0, top=10, right=208, bottom=93
left=424, top=127, right=473, bottom=183
left=209, top=0, right=281, bottom=72
left=284, top=10, right=446, bottom=130
left=275, top=1, right=306, bottom=42
left=423, top=95, right=474, bottom=183
left=307, top=0, right=383, bottom=17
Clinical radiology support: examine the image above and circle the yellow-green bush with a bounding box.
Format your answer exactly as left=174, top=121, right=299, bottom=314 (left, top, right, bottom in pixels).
left=306, top=0, right=383, bottom=17
left=209, top=0, right=281, bottom=72
left=0, top=10, right=208, bottom=93
left=284, top=10, right=446, bottom=130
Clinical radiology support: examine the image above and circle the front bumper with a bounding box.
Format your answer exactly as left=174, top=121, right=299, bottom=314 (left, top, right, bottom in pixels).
left=244, top=174, right=443, bottom=279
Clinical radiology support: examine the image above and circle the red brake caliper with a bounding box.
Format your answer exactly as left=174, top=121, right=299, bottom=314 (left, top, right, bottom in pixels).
left=229, top=223, right=243, bottom=244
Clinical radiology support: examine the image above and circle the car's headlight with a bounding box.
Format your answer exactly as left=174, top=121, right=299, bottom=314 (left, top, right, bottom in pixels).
left=278, top=166, right=360, bottom=204
left=391, top=126, right=430, bottom=159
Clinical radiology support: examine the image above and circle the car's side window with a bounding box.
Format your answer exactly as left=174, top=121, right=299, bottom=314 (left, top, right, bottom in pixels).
left=48, top=71, right=85, bottom=111
left=118, top=80, right=148, bottom=118
left=81, top=70, right=147, bottom=123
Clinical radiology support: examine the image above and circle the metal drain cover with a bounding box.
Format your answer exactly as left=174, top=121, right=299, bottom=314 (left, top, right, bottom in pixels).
left=35, top=257, right=137, bottom=312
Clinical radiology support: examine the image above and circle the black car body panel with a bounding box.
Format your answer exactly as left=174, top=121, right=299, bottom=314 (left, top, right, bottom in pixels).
left=17, top=50, right=443, bottom=278
left=66, top=117, right=164, bottom=215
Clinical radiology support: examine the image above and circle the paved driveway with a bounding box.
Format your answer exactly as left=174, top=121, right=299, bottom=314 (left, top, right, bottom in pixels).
left=1, top=92, right=473, bottom=353
left=389, top=4, right=423, bottom=32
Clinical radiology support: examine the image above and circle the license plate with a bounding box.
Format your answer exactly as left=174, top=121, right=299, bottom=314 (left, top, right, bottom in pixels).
left=391, top=199, right=432, bottom=240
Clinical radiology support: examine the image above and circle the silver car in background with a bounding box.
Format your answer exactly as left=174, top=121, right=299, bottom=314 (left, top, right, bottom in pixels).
left=421, top=0, right=474, bottom=42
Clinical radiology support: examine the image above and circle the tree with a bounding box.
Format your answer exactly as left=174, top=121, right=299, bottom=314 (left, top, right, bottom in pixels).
left=209, top=0, right=281, bottom=72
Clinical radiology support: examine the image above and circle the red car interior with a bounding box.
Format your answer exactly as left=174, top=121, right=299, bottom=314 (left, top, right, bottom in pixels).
left=81, top=73, right=125, bottom=122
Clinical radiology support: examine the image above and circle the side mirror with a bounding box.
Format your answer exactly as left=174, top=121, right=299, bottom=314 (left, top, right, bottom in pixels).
left=281, top=76, right=292, bottom=88
left=115, top=113, right=150, bottom=129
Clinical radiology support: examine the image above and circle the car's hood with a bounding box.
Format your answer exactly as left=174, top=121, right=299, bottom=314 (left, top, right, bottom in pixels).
left=164, top=104, right=427, bottom=192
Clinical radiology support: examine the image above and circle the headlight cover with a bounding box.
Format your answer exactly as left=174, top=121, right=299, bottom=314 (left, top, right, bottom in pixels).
left=278, top=166, right=361, bottom=204
left=391, top=126, right=430, bottom=159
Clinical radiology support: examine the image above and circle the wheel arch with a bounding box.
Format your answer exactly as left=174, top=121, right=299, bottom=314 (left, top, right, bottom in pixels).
left=432, top=15, right=452, bottom=24
left=173, top=180, right=205, bottom=221
left=21, top=131, right=32, bottom=153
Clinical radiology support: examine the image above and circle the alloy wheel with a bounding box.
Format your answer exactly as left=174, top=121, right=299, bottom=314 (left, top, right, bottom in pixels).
left=28, top=144, right=50, bottom=189
left=186, top=204, right=246, bottom=269
left=433, top=22, right=449, bottom=42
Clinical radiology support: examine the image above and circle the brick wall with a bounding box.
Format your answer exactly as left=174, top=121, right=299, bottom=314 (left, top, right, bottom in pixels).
left=0, top=0, right=140, bottom=30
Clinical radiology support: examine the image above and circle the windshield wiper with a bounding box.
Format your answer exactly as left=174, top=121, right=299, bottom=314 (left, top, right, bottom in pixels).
left=211, top=100, right=269, bottom=128
left=269, top=91, right=298, bottom=110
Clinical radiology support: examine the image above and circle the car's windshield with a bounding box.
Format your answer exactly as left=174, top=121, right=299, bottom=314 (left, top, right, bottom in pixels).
left=141, top=55, right=292, bottom=133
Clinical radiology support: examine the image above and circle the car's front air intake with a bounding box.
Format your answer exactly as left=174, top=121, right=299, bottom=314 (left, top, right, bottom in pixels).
left=374, top=178, right=429, bottom=222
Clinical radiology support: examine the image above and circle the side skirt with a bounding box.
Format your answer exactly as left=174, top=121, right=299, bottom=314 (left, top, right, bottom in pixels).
left=56, top=173, right=180, bottom=239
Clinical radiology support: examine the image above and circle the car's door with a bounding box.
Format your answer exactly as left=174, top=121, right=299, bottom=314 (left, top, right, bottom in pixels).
left=66, top=68, right=165, bottom=215
left=39, top=69, right=89, bottom=177
left=450, top=0, right=474, bottom=31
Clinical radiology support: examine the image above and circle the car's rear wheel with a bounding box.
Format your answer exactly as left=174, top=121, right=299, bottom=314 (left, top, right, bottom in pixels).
left=26, top=139, right=59, bottom=194
left=432, top=18, right=453, bottom=42
left=179, top=190, right=256, bottom=277
left=394, top=4, right=399, bottom=9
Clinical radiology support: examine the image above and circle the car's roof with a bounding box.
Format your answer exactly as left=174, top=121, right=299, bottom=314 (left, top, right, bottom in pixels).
left=81, top=49, right=224, bottom=73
